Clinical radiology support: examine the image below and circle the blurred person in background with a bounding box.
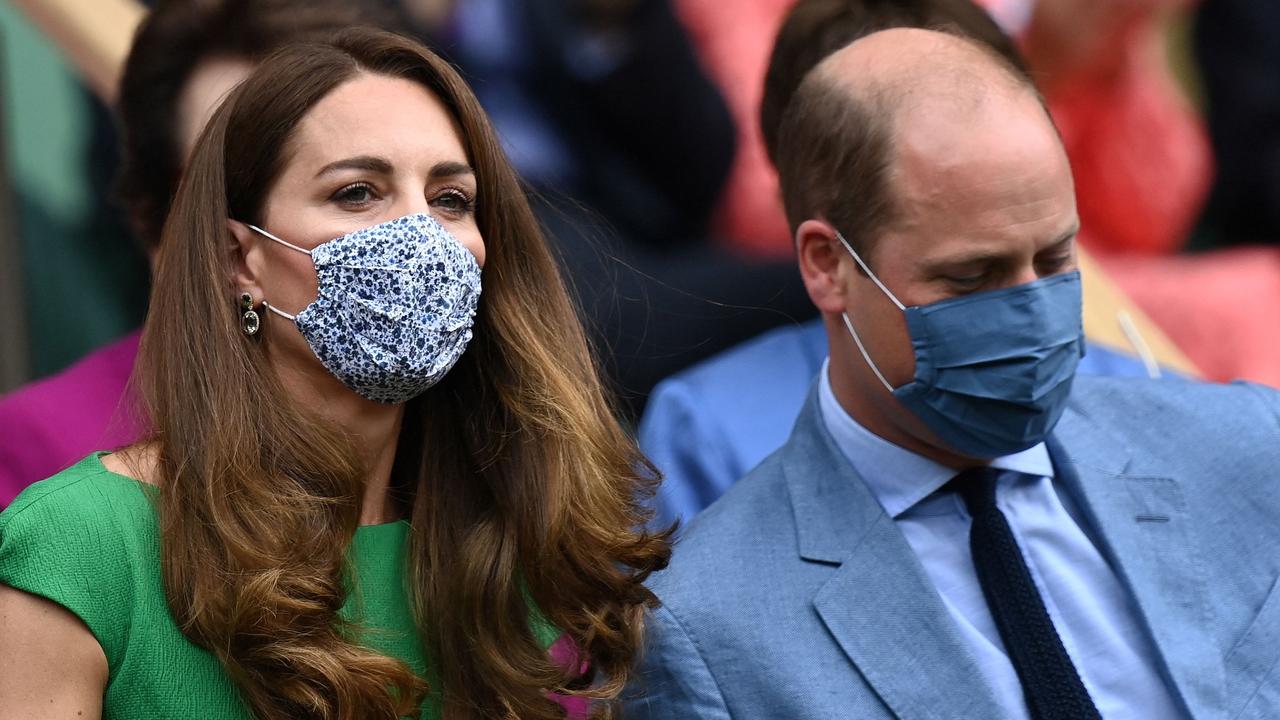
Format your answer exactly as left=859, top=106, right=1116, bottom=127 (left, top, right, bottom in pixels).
left=0, top=29, right=669, bottom=720
left=398, top=0, right=815, bottom=414
left=1015, top=0, right=1280, bottom=384
left=405, top=0, right=732, bottom=250
left=1194, top=0, right=1280, bottom=247
left=0, top=0, right=403, bottom=507
left=1017, top=0, right=1211, bottom=256
left=675, top=0, right=1211, bottom=258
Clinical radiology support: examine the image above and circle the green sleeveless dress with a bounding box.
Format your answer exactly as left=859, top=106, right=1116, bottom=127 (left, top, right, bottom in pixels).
left=0, top=453, right=561, bottom=719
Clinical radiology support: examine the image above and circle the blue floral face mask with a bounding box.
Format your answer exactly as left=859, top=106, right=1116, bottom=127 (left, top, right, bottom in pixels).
left=836, top=231, right=1085, bottom=458
left=247, top=213, right=482, bottom=404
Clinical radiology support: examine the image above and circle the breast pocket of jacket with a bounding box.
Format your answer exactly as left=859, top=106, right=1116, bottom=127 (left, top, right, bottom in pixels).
left=1227, top=575, right=1280, bottom=719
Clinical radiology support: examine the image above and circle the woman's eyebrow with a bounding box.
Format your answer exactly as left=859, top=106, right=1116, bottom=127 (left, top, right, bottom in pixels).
left=313, top=157, right=474, bottom=181
left=314, top=155, right=393, bottom=178
left=429, top=161, right=475, bottom=180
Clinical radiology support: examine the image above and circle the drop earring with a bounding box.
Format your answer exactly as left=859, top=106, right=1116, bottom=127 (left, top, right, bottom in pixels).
left=240, top=292, right=260, bottom=336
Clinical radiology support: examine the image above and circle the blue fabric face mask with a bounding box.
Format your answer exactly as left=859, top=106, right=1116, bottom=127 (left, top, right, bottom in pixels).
left=836, top=232, right=1085, bottom=458
left=248, top=213, right=482, bottom=404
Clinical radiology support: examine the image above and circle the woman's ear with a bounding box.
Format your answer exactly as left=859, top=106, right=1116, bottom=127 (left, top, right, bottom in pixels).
left=796, top=218, right=853, bottom=315
left=227, top=218, right=262, bottom=300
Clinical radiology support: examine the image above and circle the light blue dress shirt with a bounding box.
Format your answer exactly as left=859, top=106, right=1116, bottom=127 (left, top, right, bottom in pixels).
left=817, top=361, right=1184, bottom=720
left=641, top=319, right=1179, bottom=531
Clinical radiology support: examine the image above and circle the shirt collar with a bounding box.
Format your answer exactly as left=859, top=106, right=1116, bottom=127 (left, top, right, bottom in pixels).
left=817, top=359, right=1054, bottom=518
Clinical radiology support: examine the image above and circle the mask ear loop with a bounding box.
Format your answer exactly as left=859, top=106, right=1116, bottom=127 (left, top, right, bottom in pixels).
left=261, top=302, right=297, bottom=322
left=834, top=230, right=904, bottom=393
left=841, top=312, right=895, bottom=393
left=248, top=223, right=314, bottom=256
left=245, top=223, right=309, bottom=321
left=834, top=230, right=905, bottom=311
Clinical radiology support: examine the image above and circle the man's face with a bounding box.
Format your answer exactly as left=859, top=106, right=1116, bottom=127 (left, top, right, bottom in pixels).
left=819, top=83, right=1080, bottom=456
left=837, top=87, right=1079, bottom=452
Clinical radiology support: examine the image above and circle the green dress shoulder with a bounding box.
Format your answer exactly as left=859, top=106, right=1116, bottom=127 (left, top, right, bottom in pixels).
left=0, top=453, right=559, bottom=719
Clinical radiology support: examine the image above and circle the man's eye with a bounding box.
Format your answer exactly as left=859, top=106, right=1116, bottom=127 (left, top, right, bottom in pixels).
left=944, top=274, right=985, bottom=289
left=1035, top=255, right=1073, bottom=275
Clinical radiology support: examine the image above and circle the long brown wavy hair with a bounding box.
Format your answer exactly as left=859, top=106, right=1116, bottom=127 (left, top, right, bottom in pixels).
left=136, top=28, right=670, bottom=719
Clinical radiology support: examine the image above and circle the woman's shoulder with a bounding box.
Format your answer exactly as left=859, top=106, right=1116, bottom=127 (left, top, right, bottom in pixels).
left=3, top=452, right=156, bottom=532
left=2, top=448, right=158, bottom=543
left=0, top=452, right=159, bottom=668
left=1, top=451, right=158, bottom=591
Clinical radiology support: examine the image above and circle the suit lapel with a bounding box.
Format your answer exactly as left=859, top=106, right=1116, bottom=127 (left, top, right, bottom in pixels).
left=811, top=526, right=1012, bottom=720
left=1050, top=407, right=1226, bottom=720
left=784, top=390, right=1009, bottom=720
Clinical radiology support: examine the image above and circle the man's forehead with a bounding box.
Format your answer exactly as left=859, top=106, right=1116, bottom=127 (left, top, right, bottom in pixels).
left=791, top=26, right=1075, bottom=272
left=882, top=178, right=1075, bottom=261
left=872, top=94, right=1077, bottom=272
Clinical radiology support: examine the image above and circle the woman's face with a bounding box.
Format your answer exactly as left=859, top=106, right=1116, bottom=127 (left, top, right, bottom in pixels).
left=233, top=71, right=486, bottom=396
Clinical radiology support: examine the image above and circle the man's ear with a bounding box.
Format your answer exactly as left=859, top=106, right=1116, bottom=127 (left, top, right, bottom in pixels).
left=226, top=218, right=262, bottom=300
left=796, top=218, right=852, bottom=315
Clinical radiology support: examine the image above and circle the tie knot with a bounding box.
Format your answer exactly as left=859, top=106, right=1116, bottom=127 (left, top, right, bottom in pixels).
left=951, top=466, right=1005, bottom=516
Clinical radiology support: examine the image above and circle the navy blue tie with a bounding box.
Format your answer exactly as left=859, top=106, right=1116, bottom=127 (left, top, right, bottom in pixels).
left=953, top=466, right=1102, bottom=720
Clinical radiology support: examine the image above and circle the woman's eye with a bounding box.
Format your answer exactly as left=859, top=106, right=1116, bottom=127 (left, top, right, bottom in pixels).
left=432, top=188, right=476, bottom=215
left=331, top=182, right=377, bottom=206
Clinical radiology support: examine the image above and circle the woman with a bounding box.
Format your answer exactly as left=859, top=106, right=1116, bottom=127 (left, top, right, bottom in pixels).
left=0, top=29, right=670, bottom=720
left=0, top=0, right=404, bottom=507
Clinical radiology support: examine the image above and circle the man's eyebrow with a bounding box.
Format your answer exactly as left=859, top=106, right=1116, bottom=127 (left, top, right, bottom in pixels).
left=1041, top=224, right=1080, bottom=252
left=922, top=225, right=1083, bottom=273
left=920, top=249, right=1007, bottom=273
left=315, top=155, right=394, bottom=178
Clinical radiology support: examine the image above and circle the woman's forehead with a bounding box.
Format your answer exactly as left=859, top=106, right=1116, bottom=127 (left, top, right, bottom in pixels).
left=287, top=73, right=469, bottom=176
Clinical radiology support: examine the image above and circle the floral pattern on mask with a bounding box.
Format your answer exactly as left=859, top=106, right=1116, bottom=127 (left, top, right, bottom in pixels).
left=281, top=213, right=482, bottom=404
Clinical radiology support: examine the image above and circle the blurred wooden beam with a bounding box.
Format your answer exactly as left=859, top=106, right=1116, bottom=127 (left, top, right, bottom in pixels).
left=7, top=0, right=144, bottom=104
left=1080, top=248, right=1200, bottom=377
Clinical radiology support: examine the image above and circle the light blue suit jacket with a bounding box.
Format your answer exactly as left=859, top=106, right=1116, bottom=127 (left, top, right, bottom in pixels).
left=639, top=319, right=1174, bottom=530
left=625, top=376, right=1280, bottom=720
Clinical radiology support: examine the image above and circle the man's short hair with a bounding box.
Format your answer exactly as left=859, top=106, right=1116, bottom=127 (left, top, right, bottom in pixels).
left=775, top=74, right=897, bottom=259
left=760, top=0, right=1027, bottom=167
left=765, top=1, right=1038, bottom=259
left=115, top=0, right=404, bottom=250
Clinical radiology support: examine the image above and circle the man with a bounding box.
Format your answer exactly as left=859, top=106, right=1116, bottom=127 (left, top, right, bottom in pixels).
left=625, top=28, right=1280, bottom=720
left=638, top=0, right=1168, bottom=530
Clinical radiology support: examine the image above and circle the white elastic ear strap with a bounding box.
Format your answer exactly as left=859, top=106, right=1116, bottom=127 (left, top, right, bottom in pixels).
left=834, top=230, right=905, bottom=310
left=245, top=224, right=305, bottom=321
left=834, top=230, right=897, bottom=392
left=247, top=223, right=312, bottom=255
left=263, top=302, right=296, bottom=322
left=841, top=312, right=895, bottom=393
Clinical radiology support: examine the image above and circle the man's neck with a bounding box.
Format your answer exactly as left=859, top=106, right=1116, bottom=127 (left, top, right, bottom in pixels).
left=826, top=352, right=985, bottom=471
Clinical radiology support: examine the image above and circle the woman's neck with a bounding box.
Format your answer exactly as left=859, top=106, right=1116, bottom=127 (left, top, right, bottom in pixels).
left=355, top=403, right=405, bottom=525
left=276, top=361, right=407, bottom=526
